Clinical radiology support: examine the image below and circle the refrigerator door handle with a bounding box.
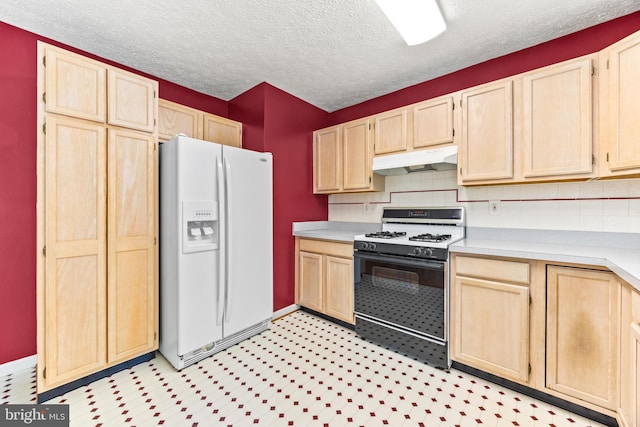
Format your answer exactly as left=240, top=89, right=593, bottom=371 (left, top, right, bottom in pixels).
left=223, top=157, right=232, bottom=324
left=216, top=156, right=225, bottom=326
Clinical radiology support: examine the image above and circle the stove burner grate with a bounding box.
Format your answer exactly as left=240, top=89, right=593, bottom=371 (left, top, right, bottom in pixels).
left=364, top=231, right=407, bottom=239
left=408, top=233, right=451, bottom=243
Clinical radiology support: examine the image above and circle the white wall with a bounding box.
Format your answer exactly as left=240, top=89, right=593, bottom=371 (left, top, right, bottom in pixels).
left=328, top=170, right=640, bottom=233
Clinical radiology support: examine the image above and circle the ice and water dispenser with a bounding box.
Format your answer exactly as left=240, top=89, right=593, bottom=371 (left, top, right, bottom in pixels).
left=182, top=200, right=218, bottom=253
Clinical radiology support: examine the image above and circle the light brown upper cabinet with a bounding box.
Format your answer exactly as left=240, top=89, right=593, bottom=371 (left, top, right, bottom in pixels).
left=158, top=99, right=202, bottom=140
left=521, top=57, right=595, bottom=180
left=600, top=30, right=640, bottom=177
left=202, top=113, right=242, bottom=147
left=373, top=107, right=408, bottom=155
left=43, top=44, right=156, bottom=133
left=43, top=46, right=107, bottom=122
left=108, top=69, right=156, bottom=132
left=459, top=79, right=514, bottom=184
left=158, top=99, right=242, bottom=147
left=313, top=125, right=341, bottom=193
left=412, top=95, right=455, bottom=149
left=313, top=119, right=384, bottom=194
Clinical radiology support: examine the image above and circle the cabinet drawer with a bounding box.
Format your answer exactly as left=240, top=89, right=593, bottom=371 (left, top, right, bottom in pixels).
left=454, top=256, right=530, bottom=285
left=299, top=238, right=353, bottom=258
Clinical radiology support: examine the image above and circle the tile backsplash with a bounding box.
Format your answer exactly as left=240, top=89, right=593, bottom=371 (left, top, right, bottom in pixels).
left=328, top=170, right=640, bottom=233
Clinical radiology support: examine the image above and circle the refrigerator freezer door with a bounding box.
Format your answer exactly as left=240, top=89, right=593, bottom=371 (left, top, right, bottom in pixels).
left=222, top=146, right=273, bottom=336
left=174, top=137, right=224, bottom=355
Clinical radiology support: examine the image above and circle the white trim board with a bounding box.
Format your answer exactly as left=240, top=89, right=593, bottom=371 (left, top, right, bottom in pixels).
left=0, top=354, right=37, bottom=377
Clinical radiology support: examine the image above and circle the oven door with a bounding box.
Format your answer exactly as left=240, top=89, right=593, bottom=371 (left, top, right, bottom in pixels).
left=354, top=251, right=446, bottom=341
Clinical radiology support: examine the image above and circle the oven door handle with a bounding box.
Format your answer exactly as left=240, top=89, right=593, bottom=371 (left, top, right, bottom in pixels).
left=353, top=252, right=445, bottom=270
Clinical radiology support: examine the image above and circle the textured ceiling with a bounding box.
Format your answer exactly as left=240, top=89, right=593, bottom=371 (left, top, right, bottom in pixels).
left=1, top=0, right=639, bottom=112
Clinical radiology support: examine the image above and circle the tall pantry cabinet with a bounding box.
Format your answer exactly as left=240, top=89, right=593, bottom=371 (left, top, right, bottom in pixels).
left=36, top=42, right=158, bottom=396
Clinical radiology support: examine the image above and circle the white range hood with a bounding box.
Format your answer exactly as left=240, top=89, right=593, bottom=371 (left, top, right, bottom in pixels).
left=372, top=145, right=458, bottom=176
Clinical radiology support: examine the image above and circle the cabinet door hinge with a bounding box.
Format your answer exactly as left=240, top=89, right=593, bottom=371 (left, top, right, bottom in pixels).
left=592, top=154, right=596, bottom=165
left=606, top=59, right=610, bottom=70
left=459, top=167, right=462, bottom=175
left=369, top=176, right=372, bottom=184
left=606, top=152, right=609, bottom=162
left=528, top=364, right=532, bottom=375
left=529, top=295, right=532, bottom=305
left=460, top=99, right=463, bottom=108
left=591, top=65, right=595, bottom=76
left=42, top=246, right=46, bottom=257
left=154, top=332, right=157, bottom=341
left=452, top=102, right=455, bottom=111
left=369, top=123, right=372, bottom=130
left=154, top=237, right=157, bottom=245
left=42, top=56, right=46, bottom=67
left=43, top=366, right=46, bottom=379
left=42, top=122, right=46, bottom=134
left=42, top=92, right=46, bottom=104
left=452, top=128, right=455, bottom=137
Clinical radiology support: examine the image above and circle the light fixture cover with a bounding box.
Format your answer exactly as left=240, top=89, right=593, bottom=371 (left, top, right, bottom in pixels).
left=375, top=0, right=446, bottom=46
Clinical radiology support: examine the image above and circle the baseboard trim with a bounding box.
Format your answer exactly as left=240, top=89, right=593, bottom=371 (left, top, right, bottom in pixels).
left=38, top=352, right=155, bottom=403
left=0, top=354, right=37, bottom=377
left=272, top=304, right=299, bottom=320
left=452, top=361, right=618, bottom=427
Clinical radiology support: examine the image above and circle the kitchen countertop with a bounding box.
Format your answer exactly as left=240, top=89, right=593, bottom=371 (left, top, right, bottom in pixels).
left=451, top=227, right=640, bottom=291
left=292, top=221, right=380, bottom=243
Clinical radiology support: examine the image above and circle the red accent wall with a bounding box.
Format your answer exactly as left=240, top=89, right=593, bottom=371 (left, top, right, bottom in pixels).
left=229, top=83, right=329, bottom=311
left=329, top=11, right=640, bottom=125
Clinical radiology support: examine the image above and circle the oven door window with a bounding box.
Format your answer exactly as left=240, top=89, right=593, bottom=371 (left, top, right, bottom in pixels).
left=354, top=253, right=445, bottom=340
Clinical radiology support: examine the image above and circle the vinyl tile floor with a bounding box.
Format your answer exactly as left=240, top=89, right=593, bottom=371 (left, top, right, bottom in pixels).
left=1, top=311, right=607, bottom=427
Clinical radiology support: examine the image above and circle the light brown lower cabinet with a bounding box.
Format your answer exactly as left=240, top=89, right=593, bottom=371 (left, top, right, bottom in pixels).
left=546, top=265, right=620, bottom=412
left=451, top=256, right=532, bottom=384
left=295, top=238, right=354, bottom=324
left=619, top=284, right=640, bottom=427
left=451, top=255, right=627, bottom=422
left=38, top=117, right=157, bottom=393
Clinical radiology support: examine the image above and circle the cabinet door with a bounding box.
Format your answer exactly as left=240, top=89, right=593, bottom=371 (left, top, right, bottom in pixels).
left=202, top=113, right=242, bottom=147
left=343, top=118, right=372, bottom=191
left=631, top=322, right=640, bottom=427
left=325, top=256, right=354, bottom=324
left=43, top=46, right=106, bottom=122
left=546, top=266, right=619, bottom=410
left=313, top=126, right=341, bottom=193
left=107, top=129, right=157, bottom=364
left=44, top=116, right=107, bottom=389
left=607, top=34, right=640, bottom=172
left=374, top=108, right=407, bottom=154
left=452, top=276, right=530, bottom=382
left=413, top=97, right=454, bottom=149
left=523, top=58, right=593, bottom=178
left=299, top=251, right=323, bottom=312
left=460, top=81, right=513, bottom=183
left=158, top=99, right=201, bottom=141
left=107, top=69, right=156, bottom=132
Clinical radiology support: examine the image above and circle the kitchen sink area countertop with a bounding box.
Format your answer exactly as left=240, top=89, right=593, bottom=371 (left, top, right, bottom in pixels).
left=451, top=227, right=640, bottom=291
left=292, top=221, right=380, bottom=242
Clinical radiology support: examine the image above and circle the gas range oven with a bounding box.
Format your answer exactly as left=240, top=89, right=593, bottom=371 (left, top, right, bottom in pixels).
left=353, top=207, right=465, bottom=369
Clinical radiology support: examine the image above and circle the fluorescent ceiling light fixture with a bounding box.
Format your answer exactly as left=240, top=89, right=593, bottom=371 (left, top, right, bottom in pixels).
left=375, top=0, right=446, bottom=46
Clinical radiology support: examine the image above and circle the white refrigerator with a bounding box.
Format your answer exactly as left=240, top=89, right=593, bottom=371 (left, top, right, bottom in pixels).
left=159, top=135, right=273, bottom=370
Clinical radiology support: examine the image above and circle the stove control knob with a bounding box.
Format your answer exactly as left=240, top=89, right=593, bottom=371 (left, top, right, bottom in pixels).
left=360, top=242, right=369, bottom=250
left=369, top=243, right=377, bottom=250
left=412, top=247, right=422, bottom=256
left=424, top=248, right=434, bottom=257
